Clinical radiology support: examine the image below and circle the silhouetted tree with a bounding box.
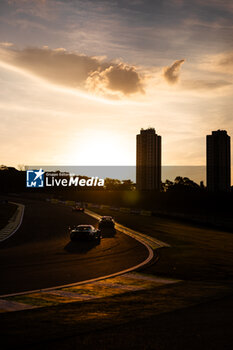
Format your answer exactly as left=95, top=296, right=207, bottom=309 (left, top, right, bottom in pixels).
left=104, top=178, right=122, bottom=190
left=162, top=176, right=200, bottom=192
left=104, top=178, right=135, bottom=191
left=121, top=180, right=135, bottom=191
left=161, top=179, right=173, bottom=192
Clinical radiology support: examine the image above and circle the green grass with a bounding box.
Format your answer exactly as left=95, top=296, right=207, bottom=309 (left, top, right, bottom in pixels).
left=0, top=202, right=17, bottom=230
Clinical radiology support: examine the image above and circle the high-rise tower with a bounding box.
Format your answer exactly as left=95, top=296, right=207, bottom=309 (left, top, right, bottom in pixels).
left=206, top=130, right=231, bottom=192
left=136, top=128, right=161, bottom=190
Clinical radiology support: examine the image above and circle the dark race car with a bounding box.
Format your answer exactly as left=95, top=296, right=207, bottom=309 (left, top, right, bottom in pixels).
left=98, top=216, right=116, bottom=235
left=72, top=206, right=85, bottom=212
left=69, top=225, right=101, bottom=242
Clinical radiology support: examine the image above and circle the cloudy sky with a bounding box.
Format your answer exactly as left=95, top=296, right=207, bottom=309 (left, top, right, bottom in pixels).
left=0, top=0, right=232, bottom=176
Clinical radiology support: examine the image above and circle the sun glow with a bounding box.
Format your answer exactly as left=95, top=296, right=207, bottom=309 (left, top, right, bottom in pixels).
left=64, top=130, right=133, bottom=166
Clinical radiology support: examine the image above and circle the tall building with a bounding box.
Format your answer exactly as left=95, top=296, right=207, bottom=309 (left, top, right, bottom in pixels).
left=206, top=130, right=231, bottom=192
left=136, top=128, right=161, bottom=190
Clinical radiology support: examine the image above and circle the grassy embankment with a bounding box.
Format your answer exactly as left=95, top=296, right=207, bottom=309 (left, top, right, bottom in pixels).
left=90, top=207, right=233, bottom=284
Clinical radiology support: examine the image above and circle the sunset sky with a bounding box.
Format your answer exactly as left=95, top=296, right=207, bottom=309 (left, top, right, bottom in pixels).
left=0, top=0, right=232, bottom=171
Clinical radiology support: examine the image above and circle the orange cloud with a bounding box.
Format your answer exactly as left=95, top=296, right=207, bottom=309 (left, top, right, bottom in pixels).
left=0, top=42, right=14, bottom=47
left=216, top=51, right=233, bottom=72
left=200, top=51, right=233, bottom=75
left=0, top=47, right=144, bottom=98
left=163, top=59, right=185, bottom=84
left=86, top=63, right=144, bottom=96
left=181, top=79, right=232, bottom=91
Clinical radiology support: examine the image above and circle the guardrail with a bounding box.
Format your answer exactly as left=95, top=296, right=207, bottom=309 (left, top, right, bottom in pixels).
left=47, top=198, right=153, bottom=217
left=47, top=198, right=233, bottom=230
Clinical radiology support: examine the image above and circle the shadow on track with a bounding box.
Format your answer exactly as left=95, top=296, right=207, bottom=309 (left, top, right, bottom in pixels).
left=64, top=240, right=100, bottom=254
left=100, top=229, right=116, bottom=238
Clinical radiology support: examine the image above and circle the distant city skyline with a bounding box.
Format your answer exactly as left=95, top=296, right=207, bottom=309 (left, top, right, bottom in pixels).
left=135, top=127, right=232, bottom=189
left=25, top=125, right=232, bottom=187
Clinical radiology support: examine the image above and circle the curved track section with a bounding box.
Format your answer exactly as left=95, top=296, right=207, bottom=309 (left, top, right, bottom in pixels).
left=0, top=198, right=149, bottom=296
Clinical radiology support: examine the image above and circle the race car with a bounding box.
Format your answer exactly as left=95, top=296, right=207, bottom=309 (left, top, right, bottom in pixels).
left=72, top=205, right=85, bottom=212
left=98, top=216, right=115, bottom=230
left=69, top=225, right=101, bottom=242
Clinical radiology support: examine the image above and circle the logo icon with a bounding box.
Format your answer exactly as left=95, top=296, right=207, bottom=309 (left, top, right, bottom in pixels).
left=26, top=169, right=44, bottom=188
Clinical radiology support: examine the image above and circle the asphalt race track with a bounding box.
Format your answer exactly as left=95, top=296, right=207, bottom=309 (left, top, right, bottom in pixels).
left=0, top=198, right=148, bottom=295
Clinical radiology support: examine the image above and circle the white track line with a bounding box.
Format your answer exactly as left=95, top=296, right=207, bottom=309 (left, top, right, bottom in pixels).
left=0, top=202, right=25, bottom=243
